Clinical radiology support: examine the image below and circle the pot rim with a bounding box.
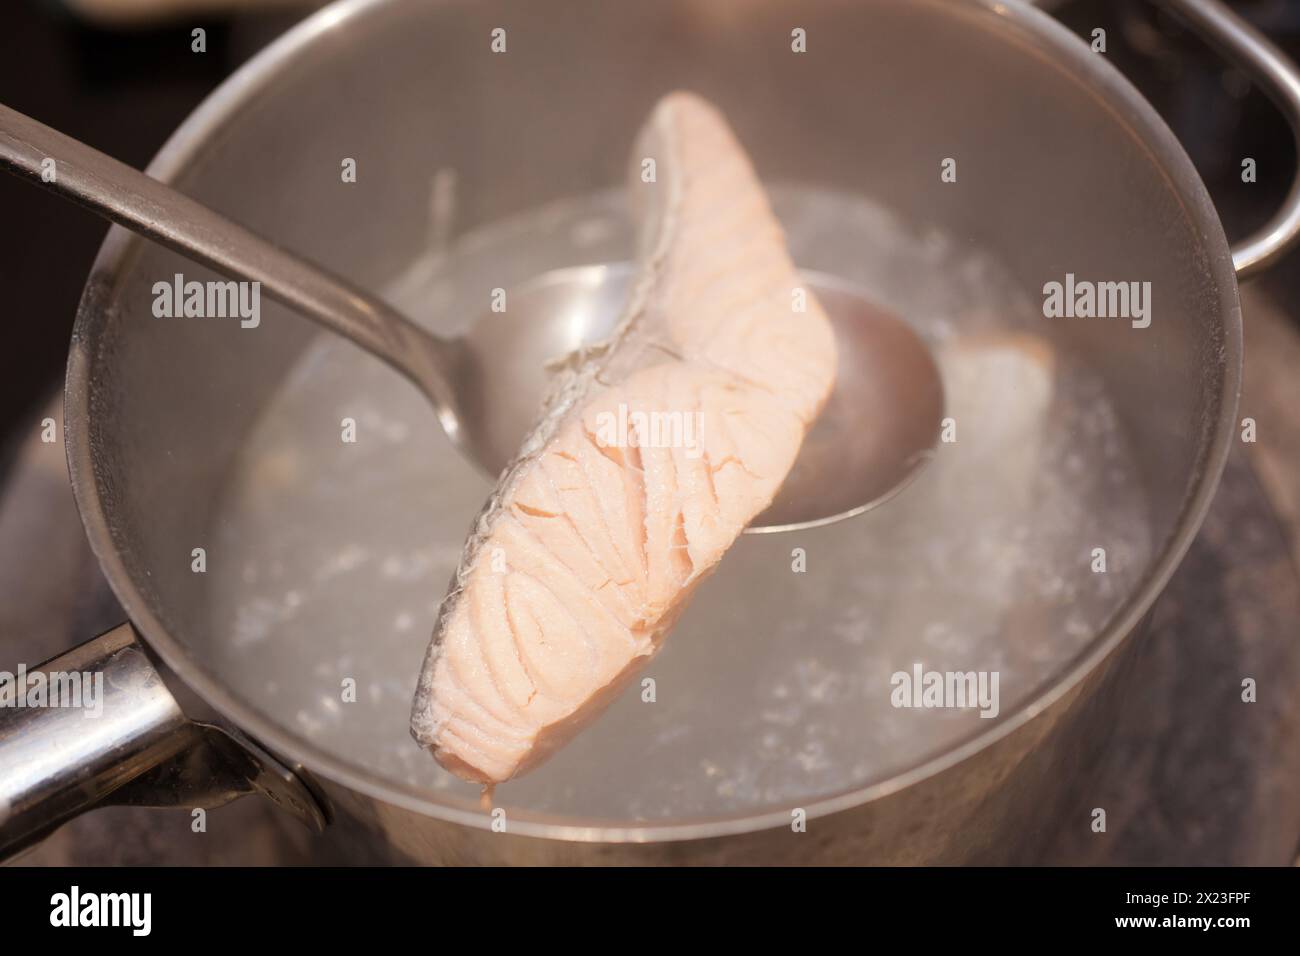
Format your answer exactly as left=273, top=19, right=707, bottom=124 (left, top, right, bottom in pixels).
left=63, top=0, right=1243, bottom=843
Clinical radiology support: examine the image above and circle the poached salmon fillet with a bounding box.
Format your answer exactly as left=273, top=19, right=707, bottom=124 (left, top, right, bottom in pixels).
left=410, top=92, right=838, bottom=784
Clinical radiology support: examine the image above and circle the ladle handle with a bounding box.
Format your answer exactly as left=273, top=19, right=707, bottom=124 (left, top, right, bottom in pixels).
left=0, top=624, right=325, bottom=862
left=1160, top=0, right=1300, bottom=278
left=0, top=101, right=456, bottom=405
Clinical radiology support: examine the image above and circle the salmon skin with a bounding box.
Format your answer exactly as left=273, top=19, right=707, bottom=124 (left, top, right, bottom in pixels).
left=410, top=92, right=838, bottom=784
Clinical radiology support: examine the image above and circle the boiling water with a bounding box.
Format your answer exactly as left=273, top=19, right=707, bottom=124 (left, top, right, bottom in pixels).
left=206, top=186, right=1151, bottom=820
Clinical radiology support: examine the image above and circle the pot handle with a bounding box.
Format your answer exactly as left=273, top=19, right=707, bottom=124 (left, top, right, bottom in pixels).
left=0, top=623, right=327, bottom=861
left=1161, top=0, right=1300, bottom=278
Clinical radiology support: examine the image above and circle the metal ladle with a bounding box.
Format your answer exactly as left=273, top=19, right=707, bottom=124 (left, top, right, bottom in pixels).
left=0, top=103, right=943, bottom=531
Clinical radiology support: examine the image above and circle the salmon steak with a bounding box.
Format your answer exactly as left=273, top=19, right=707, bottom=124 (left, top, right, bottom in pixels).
left=410, top=92, right=838, bottom=784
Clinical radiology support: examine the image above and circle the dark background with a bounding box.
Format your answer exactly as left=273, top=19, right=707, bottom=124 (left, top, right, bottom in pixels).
left=0, top=1, right=311, bottom=453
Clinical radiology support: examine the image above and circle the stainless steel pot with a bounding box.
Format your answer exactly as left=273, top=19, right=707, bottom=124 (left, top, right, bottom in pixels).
left=3, top=0, right=1298, bottom=864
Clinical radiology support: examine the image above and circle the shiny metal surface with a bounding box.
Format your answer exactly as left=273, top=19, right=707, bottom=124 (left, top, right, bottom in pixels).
left=465, top=263, right=944, bottom=531
left=2, top=0, right=1294, bottom=863
left=752, top=273, right=945, bottom=531
left=1164, top=0, right=1300, bottom=278
left=0, top=102, right=469, bottom=473
left=0, top=624, right=326, bottom=860
left=0, top=625, right=189, bottom=858
left=0, top=104, right=938, bottom=533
